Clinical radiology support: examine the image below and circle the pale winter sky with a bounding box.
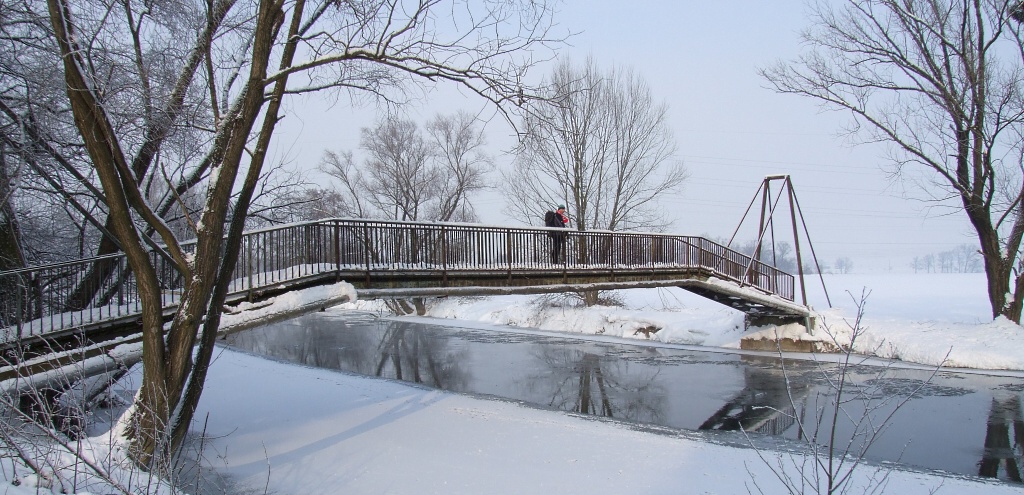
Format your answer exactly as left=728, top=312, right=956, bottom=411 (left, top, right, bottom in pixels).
left=270, top=1, right=974, bottom=273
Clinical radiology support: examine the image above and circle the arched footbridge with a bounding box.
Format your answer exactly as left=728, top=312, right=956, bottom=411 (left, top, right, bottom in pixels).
left=0, top=219, right=812, bottom=350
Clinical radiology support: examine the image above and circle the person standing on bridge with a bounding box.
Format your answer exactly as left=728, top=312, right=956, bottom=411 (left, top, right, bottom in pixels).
left=545, top=205, right=570, bottom=264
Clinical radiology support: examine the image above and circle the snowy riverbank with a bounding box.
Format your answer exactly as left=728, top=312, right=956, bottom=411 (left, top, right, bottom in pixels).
left=341, top=272, right=1024, bottom=372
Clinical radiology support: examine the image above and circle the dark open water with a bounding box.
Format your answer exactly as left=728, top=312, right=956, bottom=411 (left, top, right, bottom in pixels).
left=222, top=311, right=1024, bottom=483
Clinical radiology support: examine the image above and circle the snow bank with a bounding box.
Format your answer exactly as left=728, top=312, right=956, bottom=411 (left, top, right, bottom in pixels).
left=221, top=281, right=357, bottom=332
left=347, top=291, right=749, bottom=346
left=0, top=418, right=173, bottom=495
left=339, top=273, right=1024, bottom=372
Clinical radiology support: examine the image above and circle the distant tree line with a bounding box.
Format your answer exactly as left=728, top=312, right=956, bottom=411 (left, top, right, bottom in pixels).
left=722, top=239, right=853, bottom=275
left=724, top=239, right=796, bottom=274
left=911, top=244, right=982, bottom=274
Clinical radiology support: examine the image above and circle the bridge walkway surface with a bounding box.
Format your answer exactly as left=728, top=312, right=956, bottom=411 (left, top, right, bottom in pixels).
left=0, top=218, right=810, bottom=362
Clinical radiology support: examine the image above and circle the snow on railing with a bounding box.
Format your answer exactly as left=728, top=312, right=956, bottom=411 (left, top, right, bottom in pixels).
left=0, top=219, right=794, bottom=342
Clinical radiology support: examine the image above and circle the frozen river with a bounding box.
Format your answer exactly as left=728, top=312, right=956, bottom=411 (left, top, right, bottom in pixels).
left=223, top=310, right=1024, bottom=483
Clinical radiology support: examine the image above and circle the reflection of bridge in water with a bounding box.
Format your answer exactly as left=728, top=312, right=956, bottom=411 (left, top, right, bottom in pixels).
left=698, top=363, right=809, bottom=436
left=0, top=218, right=810, bottom=350
left=981, top=396, right=1024, bottom=481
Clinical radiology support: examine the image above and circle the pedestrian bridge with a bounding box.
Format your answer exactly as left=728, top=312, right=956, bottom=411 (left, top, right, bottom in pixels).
left=0, top=218, right=811, bottom=348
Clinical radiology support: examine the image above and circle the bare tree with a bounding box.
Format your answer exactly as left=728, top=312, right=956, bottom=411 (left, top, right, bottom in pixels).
left=426, top=111, right=493, bottom=222
left=317, top=150, right=373, bottom=218
left=761, top=0, right=1024, bottom=323
left=270, top=187, right=350, bottom=223
left=0, top=0, right=91, bottom=267
left=0, top=143, right=26, bottom=271
left=320, top=112, right=492, bottom=222
left=243, top=163, right=319, bottom=227
left=953, top=243, right=983, bottom=273
left=318, top=112, right=494, bottom=315
left=834, top=257, right=853, bottom=274
left=33, top=0, right=559, bottom=468
left=363, top=118, right=437, bottom=221
left=321, top=118, right=436, bottom=221
left=505, top=57, right=687, bottom=233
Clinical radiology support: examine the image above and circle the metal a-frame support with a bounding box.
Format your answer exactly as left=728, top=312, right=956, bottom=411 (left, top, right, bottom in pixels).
left=727, top=175, right=831, bottom=310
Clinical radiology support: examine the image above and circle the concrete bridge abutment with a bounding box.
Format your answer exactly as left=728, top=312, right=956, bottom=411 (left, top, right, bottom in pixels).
left=739, top=313, right=827, bottom=353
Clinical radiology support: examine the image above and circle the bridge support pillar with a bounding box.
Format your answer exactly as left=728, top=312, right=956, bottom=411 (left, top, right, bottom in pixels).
left=744, top=313, right=815, bottom=330
left=740, top=313, right=820, bottom=353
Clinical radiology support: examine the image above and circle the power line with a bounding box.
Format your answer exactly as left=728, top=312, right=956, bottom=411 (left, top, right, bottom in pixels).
left=681, top=154, right=885, bottom=176
left=678, top=128, right=835, bottom=137
left=813, top=240, right=976, bottom=247
left=667, top=197, right=939, bottom=219
left=683, top=178, right=901, bottom=199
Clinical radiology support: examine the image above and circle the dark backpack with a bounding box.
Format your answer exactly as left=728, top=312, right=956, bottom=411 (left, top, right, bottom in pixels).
left=544, top=210, right=559, bottom=227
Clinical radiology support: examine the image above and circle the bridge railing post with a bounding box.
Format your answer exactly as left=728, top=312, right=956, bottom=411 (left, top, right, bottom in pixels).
left=362, top=221, right=372, bottom=285
left=333, top=220, right=341, bottom=282
left=268, top=228, right=276, bottom=285
left=564, top=231, right=571, bottom=272
left=505, top=228, right=513, bottom=281
left=441, top=224, right=448, bottom=286
left=245, top=234, right=254, bottom=299
left=266, top=228, right=275, bottom=285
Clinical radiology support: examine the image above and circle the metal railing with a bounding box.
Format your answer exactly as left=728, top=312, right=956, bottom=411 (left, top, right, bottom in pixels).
left=0, top=219, right=795, bottom=342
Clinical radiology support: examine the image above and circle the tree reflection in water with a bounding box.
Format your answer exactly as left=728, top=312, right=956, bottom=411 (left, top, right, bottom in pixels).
left=373, top=323, right=469, bottom=391
left=224, top=323, right=374, bottom=371
left=528, top=345, right=665, bottom=423
left=222, top=317, right=470, bottom=392
left=979, top=395, right=1024, bottom=481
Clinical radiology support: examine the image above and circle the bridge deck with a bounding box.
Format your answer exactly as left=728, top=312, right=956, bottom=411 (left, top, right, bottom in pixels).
left=0, top=218, right=804, bottom=349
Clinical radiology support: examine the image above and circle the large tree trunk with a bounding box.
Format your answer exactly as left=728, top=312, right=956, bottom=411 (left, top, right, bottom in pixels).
left=46, top=0, right=271, bottom=468
left=129, top=0, right=288, bottom=468
left=168, top=0, right=305, bottom=450
left=981, top=251, right=1012, bottom=320
left=1008, top=275, right=1024, bottom=324
left=0, top=144, right=25, bottom=272
left=967, top=194, right=1021, bottom=323
left=0, top=145, right=26, bottom=328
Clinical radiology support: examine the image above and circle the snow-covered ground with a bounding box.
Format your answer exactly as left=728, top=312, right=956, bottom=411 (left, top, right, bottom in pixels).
left=4, top=272, right=1024, bottom=494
